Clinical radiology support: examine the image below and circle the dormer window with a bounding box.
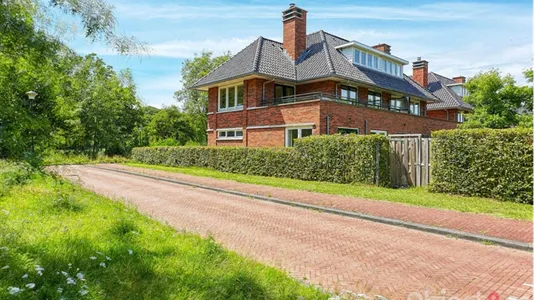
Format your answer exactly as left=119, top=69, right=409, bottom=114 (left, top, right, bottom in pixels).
left=337, top=41, right=407, bottom=78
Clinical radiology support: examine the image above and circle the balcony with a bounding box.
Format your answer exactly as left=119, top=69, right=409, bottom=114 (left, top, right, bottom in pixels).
left=260, top=92, right=411, bottom=114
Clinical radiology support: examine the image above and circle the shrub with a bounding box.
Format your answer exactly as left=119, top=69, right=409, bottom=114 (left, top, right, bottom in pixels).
left=430, top=128, right=533, bottom=203
left=131, top=135, right=390, bottom=186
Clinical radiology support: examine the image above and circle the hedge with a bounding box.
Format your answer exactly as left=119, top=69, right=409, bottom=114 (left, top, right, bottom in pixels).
left=430, top=128, right=533, bottom=204
left=131, top=134, right=390, bottom=186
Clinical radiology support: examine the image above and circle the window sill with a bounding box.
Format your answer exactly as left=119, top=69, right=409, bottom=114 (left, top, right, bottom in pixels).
left=216, top=137, right=243, bottom=141
left=217, top=107, right=244, bottom=113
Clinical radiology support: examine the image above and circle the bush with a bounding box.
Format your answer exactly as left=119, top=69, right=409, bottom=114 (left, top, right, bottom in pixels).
left=430, top=128, right=533, bottom=203
left=131, top=135, right=390, bottom=186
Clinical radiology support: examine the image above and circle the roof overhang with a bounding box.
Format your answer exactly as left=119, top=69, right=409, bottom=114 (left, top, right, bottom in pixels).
left=335, top=41, right=409, bottom=65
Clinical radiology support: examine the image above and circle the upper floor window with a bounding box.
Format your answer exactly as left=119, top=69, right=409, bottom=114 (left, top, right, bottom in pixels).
left=275, top=84, right=295, bottom=99
left=340, top=85, right=358, bottom=102
left=456, top=112, right=465, bottom=123
left=368, top=91, right=382, bottom=108
left=219, top=84, right=244, bottom=111
left=390, top=98, right=405, bottom=112
left=350, top=49, right=403, bottom=78
left=410, top=100, right=420, bottom=116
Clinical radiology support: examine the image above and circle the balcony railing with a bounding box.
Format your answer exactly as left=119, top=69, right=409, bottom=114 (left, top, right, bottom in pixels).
left=261, top=92, right=411, bottom=114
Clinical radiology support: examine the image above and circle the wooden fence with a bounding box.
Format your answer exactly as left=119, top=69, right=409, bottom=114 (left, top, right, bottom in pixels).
left=389, top=134, right=431, bottom=187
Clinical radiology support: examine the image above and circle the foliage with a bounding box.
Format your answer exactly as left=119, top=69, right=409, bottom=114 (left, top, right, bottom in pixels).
left=146, top=106, right=194, bottom=146
left=131, top=135, right=390, bottom=186
left=430, top=128, right=533, bottom=203
left=42, top=151, right=129, bottom=166
left=0, top=161, right=328, bottom=299
left=174, top=51, right=231, bottom=144
left=125, top=163, right=532, bottom=220
left=461, top=69, right=532, bottom=129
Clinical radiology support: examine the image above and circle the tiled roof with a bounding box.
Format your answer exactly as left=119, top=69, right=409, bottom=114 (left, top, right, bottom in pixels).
left=191, top=31, right=440, bottom=101
left=427, top=72, right=473, bottom=111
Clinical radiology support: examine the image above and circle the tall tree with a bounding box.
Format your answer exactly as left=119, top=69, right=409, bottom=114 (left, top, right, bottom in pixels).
left=461, top=69, right=532, bottom=129
left=147, top=106, right=194, bottom=146
left=174, top=51, right=231, bottom=144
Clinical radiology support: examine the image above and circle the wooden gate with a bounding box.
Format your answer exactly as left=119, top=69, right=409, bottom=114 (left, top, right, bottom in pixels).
left=389, top=134, right=431, bottom=187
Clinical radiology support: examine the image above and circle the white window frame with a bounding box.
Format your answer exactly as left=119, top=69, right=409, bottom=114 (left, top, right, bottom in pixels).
left=410, top=100, right=421, bottom=116
left=217, top=128, right=244, bottom=140
left=285, top=126, right=313, bottom=147
left=218, top=84, right=244, bottom=112
left=456, top=112, right=465, bottom=123
left=338, top=127, right=360, bottom=135
left=370, top=130, right=388, bottom=136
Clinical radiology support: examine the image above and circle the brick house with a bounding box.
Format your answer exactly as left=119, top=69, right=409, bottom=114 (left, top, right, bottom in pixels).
left=191, top=4, right=462, bottom=147
left=423, top=71, right=473, bottom=122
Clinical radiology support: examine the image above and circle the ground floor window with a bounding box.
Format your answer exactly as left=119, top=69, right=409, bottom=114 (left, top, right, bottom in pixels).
left=370, top=130, right=388, bottom=136
left=456, top=111, right=465, bottom=123
left=217, top=128, right=244, bottom=140
left=285, top=127, right=312, bottom=147
left=338, top=127, right=359, bottom=135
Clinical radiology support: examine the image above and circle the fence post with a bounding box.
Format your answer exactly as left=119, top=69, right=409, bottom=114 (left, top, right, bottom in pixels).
left=375, top=141, right=380, bottom=186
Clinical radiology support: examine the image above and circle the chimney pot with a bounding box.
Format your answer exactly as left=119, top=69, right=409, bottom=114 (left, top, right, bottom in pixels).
left=372, top=43, right=391, bottom=55
left=453, top=76, right=466, bottom=83
left=282, top=4, right=307, bottom=61
left=412, top=58, right=429, bottom=88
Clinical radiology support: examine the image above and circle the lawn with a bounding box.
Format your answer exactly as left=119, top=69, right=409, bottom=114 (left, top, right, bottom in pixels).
left=124, top=163, right=532, bottom=221
left=0, top=161, right=328, bottom=299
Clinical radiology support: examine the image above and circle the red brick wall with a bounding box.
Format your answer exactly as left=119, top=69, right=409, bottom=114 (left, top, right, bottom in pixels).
left=216, top=111, right=245, bottom=129
left=247, top=128, right=285, bottom=147
left=358, top=87, right=368, bottom=104
left=321, top=101, right=457, bottom=135
left=246, top=101, right=321, bottom=128
left=427, top=109, right=450, bottom=120
left=412, top=60, right=429, bottom=88
left=297, top=80, right=336, bottom=95
left=207, top=131, right=216, bottom=146
left=382, top=92, right=391, bottom=107
left=245, top=78, right=266, bottom=108
left=208, top=87, right=218, bottom=113
left=216, top=139, right=244, bottom=147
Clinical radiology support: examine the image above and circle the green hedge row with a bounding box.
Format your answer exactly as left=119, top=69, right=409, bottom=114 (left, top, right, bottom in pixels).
left=430, top=128, right=533, bottom=203
left=131, top=134, right=390, bottom=186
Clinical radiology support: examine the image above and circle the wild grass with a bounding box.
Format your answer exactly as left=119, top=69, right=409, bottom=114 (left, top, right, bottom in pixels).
left=0, top=161, right=328, bottom=299
left=42, top=151, right=129, bottom=166
left=124, top=163, right=533, bottom=221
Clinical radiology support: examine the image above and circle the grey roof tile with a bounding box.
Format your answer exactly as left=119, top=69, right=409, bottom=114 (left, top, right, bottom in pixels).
left=427, top=72, right=473, bottom=110
left=191, top=31, right=441, bottom=101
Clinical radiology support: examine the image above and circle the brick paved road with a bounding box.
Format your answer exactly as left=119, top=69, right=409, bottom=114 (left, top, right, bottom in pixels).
left=54, top=165, right=533, bottom=299
left=102, top=164, right=533, bottom=244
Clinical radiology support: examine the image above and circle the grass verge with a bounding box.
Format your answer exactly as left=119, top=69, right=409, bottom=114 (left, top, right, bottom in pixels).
left=124, top=163, right=532, bottom=221
left=42, top=151, right=129, bottom=166
left=0, top=161, right=328, bottom=299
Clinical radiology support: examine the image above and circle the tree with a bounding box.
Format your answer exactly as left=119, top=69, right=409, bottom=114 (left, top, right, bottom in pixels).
left=147, top=106, right=194, bottom=146
left=461, top=69, right=532, bottom=129
left=174, top=51, right=231, bottom=144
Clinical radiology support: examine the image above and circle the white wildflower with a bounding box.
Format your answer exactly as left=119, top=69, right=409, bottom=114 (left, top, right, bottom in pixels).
left=21, top=274, right=28, bottom=279
left=35, top=265, right=44, bottom=272
left=89, top=256, right=96, bottom=260
left=66, top=277, right=76, bottom=285
left=105, top=256, right=111, bottom=261
left=99, top=262, right=106, bottom=268
left=0, top=246, right=9, bottom=251
left=80, top=289, right=89, bottom=296
left=68, top=263, right=72, bottom=268
left=7, top=287, right=22, bottom=295
left=128, top=249, right=133, bottom=255
left=61, top=271, right=68, bottom=276
left=25, top=283, right=35, bottom=289
left=76, top=272, right=85, bottom=281
left=96, top=251, right=103, bottom=255
left=57, top=287, right=63, bottom=293
left=1, top=265, right=9, bottom=270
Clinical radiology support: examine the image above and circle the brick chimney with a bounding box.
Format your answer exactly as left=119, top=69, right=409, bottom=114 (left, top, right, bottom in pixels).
left=412, top=57, right=429, bottom=88
left=372, top=43, right=391, bottom=54
left=282, top=3, right=307, bottom=61
left=453, top=76, right=466, bottom=83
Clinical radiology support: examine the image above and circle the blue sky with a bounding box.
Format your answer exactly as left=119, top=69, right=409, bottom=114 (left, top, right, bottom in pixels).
left=66, top=0, right=532, bottom=108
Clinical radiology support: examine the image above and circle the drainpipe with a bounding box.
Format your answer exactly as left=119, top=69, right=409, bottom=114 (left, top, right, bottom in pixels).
left=444, top=109, right=449, bottom=120
left=325, top=113, right=330, bottom=135
left=364, top=119, right=368, bottom=135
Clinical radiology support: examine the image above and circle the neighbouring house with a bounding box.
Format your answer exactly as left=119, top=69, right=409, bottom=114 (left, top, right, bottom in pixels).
left=410, top=59, right=473, bottom=122
left=191, top=4, right=461, bottom=147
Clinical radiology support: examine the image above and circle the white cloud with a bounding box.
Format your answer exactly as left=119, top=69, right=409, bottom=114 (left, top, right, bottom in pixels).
left=150, top=37, right=257, bottom=58
left=114, top=1, right=527, bottom=22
